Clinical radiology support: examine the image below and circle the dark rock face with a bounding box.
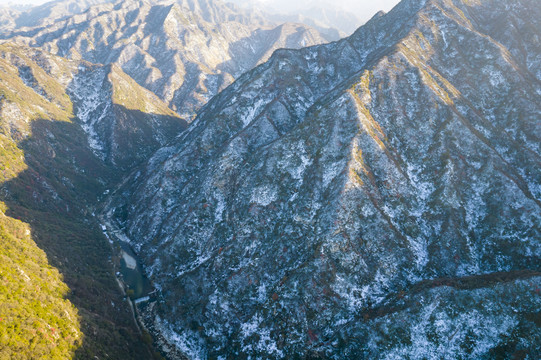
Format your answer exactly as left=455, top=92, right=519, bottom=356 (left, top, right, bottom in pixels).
left=106, top=0, right=541, bottom=358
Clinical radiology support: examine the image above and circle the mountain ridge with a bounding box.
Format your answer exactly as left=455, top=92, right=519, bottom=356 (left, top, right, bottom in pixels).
left=105, top=0, right=541, bottom=357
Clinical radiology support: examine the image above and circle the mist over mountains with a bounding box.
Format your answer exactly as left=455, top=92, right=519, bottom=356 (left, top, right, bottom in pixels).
left=226, top=0, right=369, bottom=35
left=0, top=0, right=540, bottom=359
left=228, top=0, right=401, bottom=26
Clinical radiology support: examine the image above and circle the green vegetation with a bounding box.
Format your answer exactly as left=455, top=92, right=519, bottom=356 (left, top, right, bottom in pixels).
left=0, top=44, right=74, bottom=123
left=0, top=202, right=81, bottom=359
left=0, top=135, right=26, bottom=183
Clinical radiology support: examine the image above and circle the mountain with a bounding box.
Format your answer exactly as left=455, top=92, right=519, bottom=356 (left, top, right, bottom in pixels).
left=4, top=0, right=330, bottom=119
left=106, top=0, right=541, bottom=358
left=0, top=43, right=186, bottom=169
left=69, top=62, right=186, bottom=169
left=0, top=7, right=19, bottom=33
left=0, top=43, right=184, bottom=358
left=0, top=0, right=113, bottom=33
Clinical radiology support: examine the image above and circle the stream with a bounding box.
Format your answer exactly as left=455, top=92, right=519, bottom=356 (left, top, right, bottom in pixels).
left=118, top=242, right=153, bottom=299
left=100, top=223, right=154, bottom=301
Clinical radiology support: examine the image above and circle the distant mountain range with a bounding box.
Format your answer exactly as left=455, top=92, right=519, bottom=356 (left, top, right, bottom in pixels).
left=0, top=0, right=113, bottom=32
left=2, top=0, right=332, bottom=119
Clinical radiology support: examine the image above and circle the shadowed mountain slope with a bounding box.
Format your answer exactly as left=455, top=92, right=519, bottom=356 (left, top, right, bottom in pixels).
left=0, top=43, right=185, bottom=359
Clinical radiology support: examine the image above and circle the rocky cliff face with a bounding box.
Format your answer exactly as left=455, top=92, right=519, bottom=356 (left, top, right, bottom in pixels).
left=107, top=0, right=541, bottom=358
left=3, top=0, right=330, bottom=119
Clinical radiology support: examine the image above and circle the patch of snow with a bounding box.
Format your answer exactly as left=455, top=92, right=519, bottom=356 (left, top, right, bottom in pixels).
left=251, top=185, right=277, bottom=206
left=214, top=192, right=226, bottom=222
left=323, top=161, right=344, bottom=188
left=464, top=177, right=488, bottom=230
left=176, top=253, right=211, bottom=278
left=288, top=192, right=298, bottom=202
left=406, top=162, right=434, bottom=203
left=332, top=274, right=367, bottom=312
left=121, top=251, right=137, bottom=270
left=253, top=327, right=284, bottom=358
left=240, top=313, right=262, bottom=338
left=383, top=297, right=519, bottom=360
left=69, top=67, right=110, bottom=159
left=240, top=314, right=284, bottom=358
left=241, top=98, right=265, bottom=127
left=279, top=141, right=313, bottom=182
left=482, top=65, right=505, bottom=87
left=134, top=296, right=150, bottom=304
left=359, top=269, right=393, bottom=305
left=157, top=317, right=206, bottom=360
left=256, top=282, right=267, bottom=302
left=407, top=234, right=429, bottom=269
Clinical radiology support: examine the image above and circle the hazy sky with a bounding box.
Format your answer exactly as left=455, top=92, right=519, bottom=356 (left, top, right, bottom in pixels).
left=0, top=0, right=45, bottom=4
left=268, top=0, right=400, bottom=16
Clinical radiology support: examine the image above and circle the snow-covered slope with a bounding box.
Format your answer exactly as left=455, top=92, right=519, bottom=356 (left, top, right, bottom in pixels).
left=69, top=62, right=186, bottom=169
left=0, top=43, right=185, bottom=171
left=106, top=0, right=541, bottom=358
